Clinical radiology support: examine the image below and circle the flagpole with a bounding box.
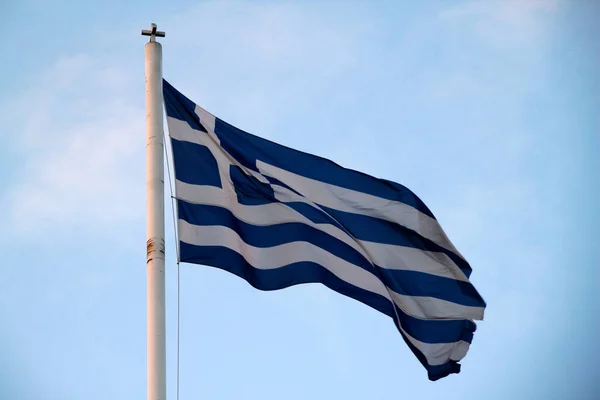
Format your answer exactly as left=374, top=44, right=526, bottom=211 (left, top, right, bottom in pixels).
left=142, top=23, right=166, bottom=400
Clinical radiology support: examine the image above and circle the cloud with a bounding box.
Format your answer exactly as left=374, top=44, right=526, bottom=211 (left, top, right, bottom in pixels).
left=420, top=0, right=560, bottom=104
left=438, top=0, right=559, bottom=48
left=0, top=54, right=145, bottom=240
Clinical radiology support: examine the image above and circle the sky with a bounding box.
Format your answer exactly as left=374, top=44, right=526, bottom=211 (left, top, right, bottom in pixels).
left=0, top=0, right=598, bottom=399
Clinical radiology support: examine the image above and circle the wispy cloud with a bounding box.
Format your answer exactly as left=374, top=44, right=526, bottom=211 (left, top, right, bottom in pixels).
left=438, top=0, right=559, bottom=48
left=0, top=54, right=144, bottom=240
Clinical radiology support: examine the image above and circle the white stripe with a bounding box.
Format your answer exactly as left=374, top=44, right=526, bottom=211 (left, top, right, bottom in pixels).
left=389, top=290, right=484, bottom=321
left=194, top=105, right=217, bottom=136
left=176, top=179, right=470, bottom=283
left=257, top=160, right=463, bottom=258
left=357, top=239, right=469, bottom=282
left=178, top=220, right=470, bottom=366
left=403, top=334, right=471, bottom=366
left=168, top=116, right=209, bottom=143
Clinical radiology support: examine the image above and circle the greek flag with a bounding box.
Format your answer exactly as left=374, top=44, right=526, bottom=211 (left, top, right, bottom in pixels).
left=163, top=79, right=486, bottom=381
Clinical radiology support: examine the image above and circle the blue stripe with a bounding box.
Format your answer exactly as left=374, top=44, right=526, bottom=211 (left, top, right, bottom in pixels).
left=162, top=79, right=435, bottom=219
left=179, top=242, right=476, bottom=346
left=171, top=138, right=222, bottom=188
left=178, top=200, right=485, bottom=308
left=426, top=360, right=461, bottom=381
left=321, top=206, right=473, bottom=278
left=377, top=269, right=484, bottom=308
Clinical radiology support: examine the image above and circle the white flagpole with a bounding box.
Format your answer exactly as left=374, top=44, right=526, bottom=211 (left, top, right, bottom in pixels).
left=142, top=23, right=166, bottom=400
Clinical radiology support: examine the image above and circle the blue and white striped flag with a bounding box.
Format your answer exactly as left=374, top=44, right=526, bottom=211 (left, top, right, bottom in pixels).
left=163, top=79, right=486, bottom=381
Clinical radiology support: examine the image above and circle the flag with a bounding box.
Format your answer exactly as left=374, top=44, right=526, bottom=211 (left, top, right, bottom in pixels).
left=163, top=79, right=486, bottom=381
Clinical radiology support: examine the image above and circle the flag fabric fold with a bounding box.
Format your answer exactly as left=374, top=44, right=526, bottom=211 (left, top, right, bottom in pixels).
left=163, top=79, right=486, bottom=381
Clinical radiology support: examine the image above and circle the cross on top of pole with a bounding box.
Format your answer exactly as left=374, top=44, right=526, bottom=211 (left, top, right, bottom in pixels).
left=141, top=23, right=165, bottom=42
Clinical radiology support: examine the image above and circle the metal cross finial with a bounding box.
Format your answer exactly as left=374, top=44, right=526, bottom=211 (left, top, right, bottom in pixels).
left=141, top=23, right=165, bottom=42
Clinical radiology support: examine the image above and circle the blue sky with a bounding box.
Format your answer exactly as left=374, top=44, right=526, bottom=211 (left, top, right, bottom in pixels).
left=1, top=1, right=598, bottom=399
